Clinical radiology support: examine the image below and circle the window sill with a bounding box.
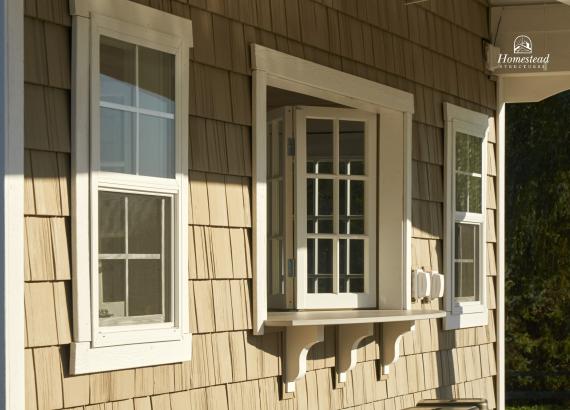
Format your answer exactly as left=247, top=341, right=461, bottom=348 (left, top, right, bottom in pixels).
left=70, top=334, right=191, bottom=374
left=266, top=309, right=445, bottom=395
left=265, top=309, right=446, bottom=327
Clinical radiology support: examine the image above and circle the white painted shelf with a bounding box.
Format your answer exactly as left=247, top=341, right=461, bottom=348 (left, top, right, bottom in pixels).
left=265, top=309, right=446, bottom=327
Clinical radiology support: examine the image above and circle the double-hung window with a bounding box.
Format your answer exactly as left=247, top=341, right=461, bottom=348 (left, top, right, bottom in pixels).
left=444, top=103, right=489, bottom=329
left=70, top=0, right=192, bottom=373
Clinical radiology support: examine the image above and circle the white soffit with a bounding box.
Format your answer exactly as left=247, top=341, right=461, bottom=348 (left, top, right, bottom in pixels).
left=490, top=2, right=570, bottom=74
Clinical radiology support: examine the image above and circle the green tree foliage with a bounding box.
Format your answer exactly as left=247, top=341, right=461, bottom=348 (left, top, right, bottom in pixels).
left=506, top=91, right=570, bottom=392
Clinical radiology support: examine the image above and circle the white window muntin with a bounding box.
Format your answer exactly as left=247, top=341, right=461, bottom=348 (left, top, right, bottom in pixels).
left=450, top=117, right=487, bottom=316
left=89, top=15, right=188, bottom=347
left=295, top=107, right=377, bottom=310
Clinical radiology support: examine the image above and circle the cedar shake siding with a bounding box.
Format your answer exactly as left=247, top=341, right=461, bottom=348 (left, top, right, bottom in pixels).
left=23, top=0, right=498, bottom=409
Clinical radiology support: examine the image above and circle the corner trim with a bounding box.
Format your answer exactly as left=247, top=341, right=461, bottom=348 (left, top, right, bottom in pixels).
left=0, top=0, right=24, bottom=408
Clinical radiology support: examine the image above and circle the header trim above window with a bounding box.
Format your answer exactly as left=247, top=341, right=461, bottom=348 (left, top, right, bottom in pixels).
left=251, top=44, right=415, bottom=115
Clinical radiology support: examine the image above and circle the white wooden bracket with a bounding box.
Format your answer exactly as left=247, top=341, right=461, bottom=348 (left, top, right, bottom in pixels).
left=381, top=321, right=414, bottom=375
left=336, top=323, right=374, bottom=384
left=283, top=325, right=325, bottom=393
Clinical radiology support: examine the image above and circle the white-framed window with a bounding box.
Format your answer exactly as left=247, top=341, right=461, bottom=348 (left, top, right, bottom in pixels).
left=70, top=0, right=193, bottom=373
left=444, top=103, right=490, bottom=330
left=267, top=107, right=377, bottom=310
left=252, top=45, right=415, bottom=333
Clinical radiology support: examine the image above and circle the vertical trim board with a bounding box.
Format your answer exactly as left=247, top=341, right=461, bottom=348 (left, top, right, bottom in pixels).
left=0, top=0, right=25, bottom=408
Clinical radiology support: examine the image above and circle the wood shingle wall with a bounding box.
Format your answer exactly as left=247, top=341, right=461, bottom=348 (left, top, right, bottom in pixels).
left=23, top=0, right=498, bottom=408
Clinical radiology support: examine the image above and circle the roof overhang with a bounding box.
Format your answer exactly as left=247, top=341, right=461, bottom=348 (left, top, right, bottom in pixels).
left=489, top=0, right=570, bottom=101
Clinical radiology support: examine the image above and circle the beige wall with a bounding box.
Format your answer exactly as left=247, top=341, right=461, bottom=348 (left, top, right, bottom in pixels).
left=22, top=0, right=497, bottom=408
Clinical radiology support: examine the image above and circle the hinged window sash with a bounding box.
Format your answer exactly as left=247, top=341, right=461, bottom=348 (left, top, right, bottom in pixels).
left=294, top=107, right=378, bottom=310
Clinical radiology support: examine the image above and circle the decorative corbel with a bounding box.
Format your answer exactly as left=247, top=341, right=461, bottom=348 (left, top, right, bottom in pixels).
left=336, top=323, right=374, bottom=384
left=381, top=321, right=414, bottom=375
left=283, top=325, right=325, bottom=393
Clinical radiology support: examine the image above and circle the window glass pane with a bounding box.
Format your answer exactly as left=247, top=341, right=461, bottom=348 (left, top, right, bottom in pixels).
left=98, top=191, right=172, bottom=326
left=100, top=38, right=175, bottom=179
left=99, top=191, right=125, bottom=254
left=138, top=115, right=175, bottom=178
left=100, top=36, right=135, bottom=106
left=339, top=120, right=365, bottom=175
left=307, top=178, right=333, bottom=234
left=307, top=238, right=333, bottom=293
left=128, top=194, right=170, bottom=254
left=99, top=260, right=126, bottom=319
left=128, top=260, right=165, bottom=317
left=306, top=119, right=333, bottom=174
left=340, top=180, right=365, bottom=234
left=455, top=173, right=468, bottom=212
left=468, top=175, right=482, bottom=213
left=455, top=174, right=482, bottom=214
left=100, top=108, right=135, bottom=174
left=454, top=223, right=480, bottom=301
left=339, top=239, right=365, bottom=293
left=138, top=46, right=175, bottom=114
left=468, top=134, right=482, bottom=174
left=349, top=239, right=365, bottom=276
left=456, top=133, right=469, bottom=172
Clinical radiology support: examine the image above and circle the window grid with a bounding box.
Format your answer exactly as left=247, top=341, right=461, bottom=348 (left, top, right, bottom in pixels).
left=306, top=120, right=368, bottom=295
left=98, top=194, right=168, bottom=325
left=453, top=130, right=484, bottom=305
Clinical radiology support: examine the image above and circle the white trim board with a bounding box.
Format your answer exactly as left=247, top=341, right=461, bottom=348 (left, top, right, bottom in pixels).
left=251, top=44, right=414, bottom=115
left=70, top=0, right=193, bottom=42
left=69, top=0, right=193, bottom=374
left=0, top=0, right=24, bottom=408
left=443, top=102, right=490, bottom=331
left=251, top=44, right=414, bottom=334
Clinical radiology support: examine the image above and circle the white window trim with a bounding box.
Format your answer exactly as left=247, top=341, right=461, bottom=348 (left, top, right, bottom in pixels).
left=0, top=0, right=25, bottom=407
left=70, top=0, right=193, bottom=374
left=444, top=103, right=489, bottom=330
left=295, top=107, right=377, bottom=309
left=251, top=44, right=415, bottom=334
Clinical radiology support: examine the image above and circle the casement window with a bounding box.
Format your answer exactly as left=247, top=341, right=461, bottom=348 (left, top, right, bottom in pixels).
left=267, top=107, right=377, bottom=310
left=70, top=0, right=193, bottom=373
left=251, top=45, right=417, bottom=334
left=444, top=103, right=490, bottom=329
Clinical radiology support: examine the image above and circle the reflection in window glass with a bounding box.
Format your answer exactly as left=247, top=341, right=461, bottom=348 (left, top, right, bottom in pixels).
left=100, top=108, right=135, bottom=174
left=98, top=191, right=172, bottom=326
left=99, top=36, right=175, bottom=178
left=100, top=37, right=135, bottom=106
left=138, top=46, right=175, bottom=113
left=138, top=115, right=174, bottom=178
left=455, top=132, right=482, bottom=213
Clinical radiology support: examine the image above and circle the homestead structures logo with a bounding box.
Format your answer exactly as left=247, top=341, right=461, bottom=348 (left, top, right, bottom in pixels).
left=497, top=34, right=550, bottom=69
left=513, top=35, right=532, bottom=54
